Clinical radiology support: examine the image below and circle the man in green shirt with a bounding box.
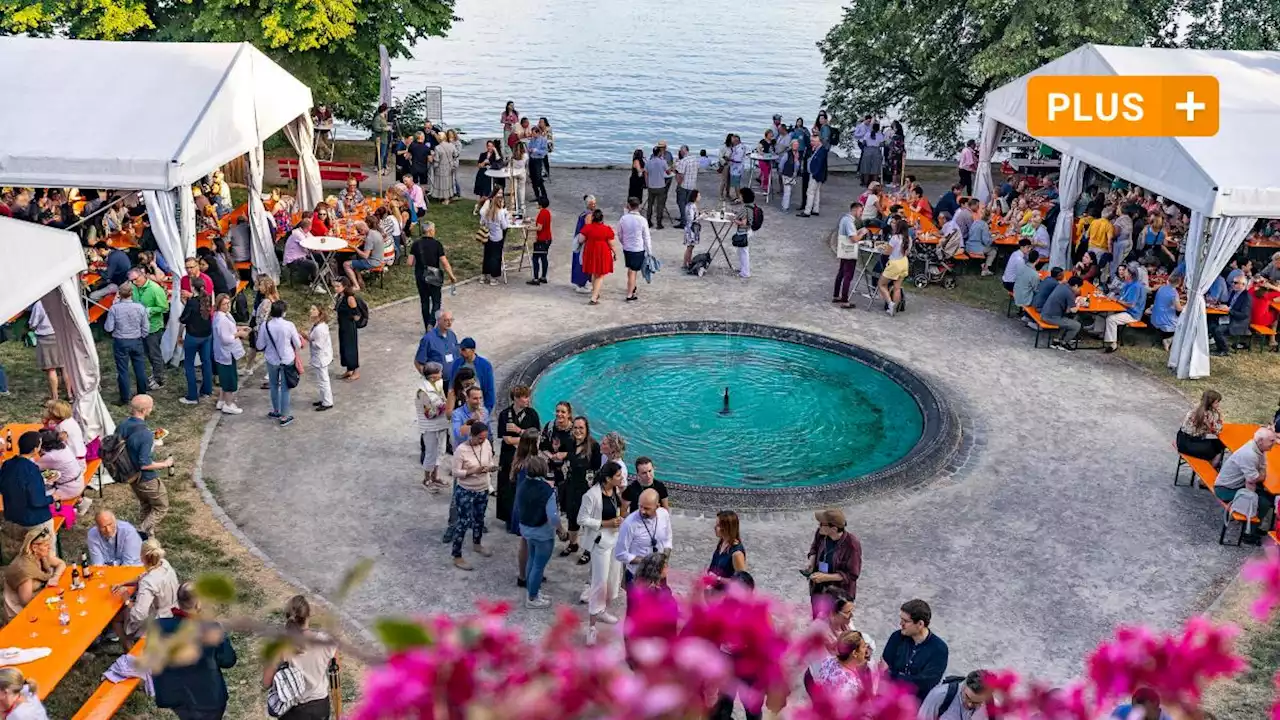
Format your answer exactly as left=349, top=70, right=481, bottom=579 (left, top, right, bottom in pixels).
left=128, top=268, right=169, bottom=388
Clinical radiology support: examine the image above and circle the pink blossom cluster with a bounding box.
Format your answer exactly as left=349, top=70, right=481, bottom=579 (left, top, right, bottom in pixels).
left=349, top=558, right=1280, bottom=720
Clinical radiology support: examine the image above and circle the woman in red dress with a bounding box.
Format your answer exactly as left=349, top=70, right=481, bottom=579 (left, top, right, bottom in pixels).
left=578, top=208, right=617, bottom=305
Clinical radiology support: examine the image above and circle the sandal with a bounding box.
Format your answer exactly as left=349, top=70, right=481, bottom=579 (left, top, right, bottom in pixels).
left=588, top=299, right=599, bottom=306
left=576, top=551, right=591, bottom=566
left=559, top=543, right=580, bottom=558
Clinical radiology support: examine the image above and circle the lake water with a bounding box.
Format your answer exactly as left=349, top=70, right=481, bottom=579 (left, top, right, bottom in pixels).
left=380, top=0, right=964, bottom=164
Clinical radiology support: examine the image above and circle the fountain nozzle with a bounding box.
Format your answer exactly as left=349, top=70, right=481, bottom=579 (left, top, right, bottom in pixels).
left=719, top=386, right=731, bottom=415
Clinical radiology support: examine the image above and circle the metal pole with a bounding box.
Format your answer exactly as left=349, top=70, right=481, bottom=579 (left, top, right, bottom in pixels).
left=64, top=193, right=130, bottom=232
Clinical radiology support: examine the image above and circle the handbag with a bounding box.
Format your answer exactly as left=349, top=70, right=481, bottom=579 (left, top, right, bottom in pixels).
left=473, top=225, right=489, bottom=245
left=732, top=231, right=749, bottom=248
left=264, top=322, right=301, bottom=389
left=423, top=266, right=444, bottom=286
left=266, top=661, right=306, bottom=717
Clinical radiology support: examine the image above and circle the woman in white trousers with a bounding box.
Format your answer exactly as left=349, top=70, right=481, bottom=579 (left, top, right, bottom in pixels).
left=307, top=305, right=333, bottom=410
left=577, top=460, right=626, bottom=645
left=416, top=362, right=450, bottom=490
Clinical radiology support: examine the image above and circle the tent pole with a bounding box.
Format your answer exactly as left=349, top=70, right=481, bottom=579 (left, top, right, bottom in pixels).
left=64, top=193, right=129, bottom=232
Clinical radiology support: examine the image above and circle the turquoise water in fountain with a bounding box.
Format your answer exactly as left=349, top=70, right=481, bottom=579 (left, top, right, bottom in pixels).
left=529, top=334, right=924, bottom=489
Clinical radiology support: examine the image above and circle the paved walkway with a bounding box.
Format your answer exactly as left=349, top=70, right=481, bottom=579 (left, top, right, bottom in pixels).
left=203, top=169, right=1242, bottom=683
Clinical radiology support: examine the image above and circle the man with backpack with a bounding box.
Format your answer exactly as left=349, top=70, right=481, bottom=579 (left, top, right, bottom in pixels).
left=918, top=670, right=994, bottom=719
left=104, top=394, right=172, bottom=537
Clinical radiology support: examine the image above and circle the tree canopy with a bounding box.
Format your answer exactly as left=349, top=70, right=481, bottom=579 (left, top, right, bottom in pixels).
left=0, top=0, right=456, bottom=121
left=817, top=0, right=1194, bottom=156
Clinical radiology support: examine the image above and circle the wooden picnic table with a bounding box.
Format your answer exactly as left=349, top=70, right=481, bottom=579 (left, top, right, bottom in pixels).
left=0, top=566, right=144, bottom=700
left=1219, top=423, right=1280, bottom=496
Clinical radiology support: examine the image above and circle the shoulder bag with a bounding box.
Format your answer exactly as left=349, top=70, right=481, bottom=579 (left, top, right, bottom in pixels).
left=266, top=661, right=306, bottom=717
left=264, top=322, right=301, bottom=389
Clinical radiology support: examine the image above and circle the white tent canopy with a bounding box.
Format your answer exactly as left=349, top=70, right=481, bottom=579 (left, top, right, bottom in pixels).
left=0, top=37, right=313, bottom=191
left=980, top=44, right=1280, bottom=217
left=0, top=218, right=113, bottom=441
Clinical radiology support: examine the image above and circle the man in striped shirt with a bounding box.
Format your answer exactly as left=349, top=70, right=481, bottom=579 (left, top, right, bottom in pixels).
left=103, top=283, right=152, bottom=405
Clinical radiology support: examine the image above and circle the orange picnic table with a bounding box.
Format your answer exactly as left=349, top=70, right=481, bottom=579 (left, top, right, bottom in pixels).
left=0, top=565, right=144, bottom=700
left=1219, top=423, right=1280, bottom=496
left=1, top=424, right=44, bottom=461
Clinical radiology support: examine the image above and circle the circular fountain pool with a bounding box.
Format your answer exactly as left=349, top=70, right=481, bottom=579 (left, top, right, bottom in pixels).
left=510, top=322, right=957, bottom=510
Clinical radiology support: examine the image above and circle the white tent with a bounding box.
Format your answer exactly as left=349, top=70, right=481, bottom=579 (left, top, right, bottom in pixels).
left=0, top=37, right=324, bottom=361
left=976, top=44, right=1280, bottom=378
left=0, top=218, right=113, bottom=441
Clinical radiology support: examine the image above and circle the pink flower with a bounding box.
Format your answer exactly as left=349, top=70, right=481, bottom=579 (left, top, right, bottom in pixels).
left=1243, top=544, right=1280, bottom=621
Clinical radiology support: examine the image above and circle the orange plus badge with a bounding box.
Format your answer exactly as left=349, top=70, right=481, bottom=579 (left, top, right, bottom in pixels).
left=1027, top=75, right=1219, bottom=137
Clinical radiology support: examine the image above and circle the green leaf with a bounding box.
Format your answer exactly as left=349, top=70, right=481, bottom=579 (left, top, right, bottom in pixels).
left=373, top=617, right=433, bottom=652
left=259, top=635, right=294, bottom=665
left=194, top=574, right=236, bottom=604
left=334, top=558, right=374, bottom=605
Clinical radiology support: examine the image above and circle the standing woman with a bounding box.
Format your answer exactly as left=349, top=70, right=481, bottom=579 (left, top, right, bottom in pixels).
left=332, top=276, right=362, bottom=382
left=211, top=293, right=248, bottom=415
left=579, top=208, right=618, bottom=306
left=510, top=143, right=529, bottom=215
left=538, top=118, right=554, bottom=178
left=571, top=196, right=596, bottom=293
left=417, top=362, right=450, bottom=491
left=0, top=668, right=47, bottom=720
left=430, top=131, right=460, bottom=204
left=560, top=416, right=601, bottom=558
left=263, top=596, right=337, bottom=720
left=481, top=194, right=511, bottom=285
left=518, top=457, right=566, bottom=609
left=578, top=460, right=625, bottom=643
left=718, top=135, right=733, bottom=201
left=474, top=140, right=498, bottom=215
left=628, top=149, right=646, bottom=203
left=179, top=285, right=215, bottom=405
left=708, top=510, right=748, bottom=579
left=682, top=189, right=702, bottom=270
left=755, top=130, right=776, bottom=193
left=501, top=101, right=519, bottom=134
left=876, top=218, right=912, bottom=317
left=244, top=275, right=280, bottom=385
left=884, top=120, right=906, bottom=185
left=307, top=305, right=334, bottom=411
left=496, top=387, right=541, bottom=525
left=507, top=428, right=541, bottom=586
left=255, top=300, right=304, bottom=427
left=540, top=401, right=575, bottom=491
left=858, top=123, right=885, bottom=187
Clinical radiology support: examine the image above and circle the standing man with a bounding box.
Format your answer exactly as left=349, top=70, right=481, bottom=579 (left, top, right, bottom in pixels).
left=130, top=267, right=169, bottom=390
left=407, top=221, right=457, bottom=331
left=526, top=127, right=550, bottom=206
left=87, top=510, right=143, bottom=566
left=673, top=146, right=699, bottom=230
left=103, top=283, right=151, bottom=406
left=804, top=509, right=862, bottom=618
left=798, top=133, right=828, bottom=218
left=152, top=581, right=238, bottom=720
left=620, top=456, right=669, bottom=515
left=644, top=147, right=669, bottom=229
left=777, top=139, right=801, bottom=212
left=614, top=488, right=673, bottom=585
left=415, top=310, right=460, bottom=384
left=957, top=139, right=978, bottom=196
left=117, top=394, right=172, bottom=538
left=448, top=338, right=496, bottom=414
left=882, top=598, right=950, bottom=702
left=618, top=197, right=652, bottom=302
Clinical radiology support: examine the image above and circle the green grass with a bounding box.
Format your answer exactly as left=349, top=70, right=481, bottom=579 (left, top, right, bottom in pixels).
left=0, top=195, right=487, bottom=717
left=916, top=268, right=1280, bottom=718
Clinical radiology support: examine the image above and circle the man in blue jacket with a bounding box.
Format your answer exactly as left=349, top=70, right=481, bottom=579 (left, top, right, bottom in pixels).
left=448, top=337, right=496, bottom=413
left=798, top=133, right=828, bottom=218
left=153, top=581, right=237, bottom=720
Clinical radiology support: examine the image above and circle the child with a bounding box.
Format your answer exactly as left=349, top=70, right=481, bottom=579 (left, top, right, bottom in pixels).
left=308, top=305, right=334, bottom=411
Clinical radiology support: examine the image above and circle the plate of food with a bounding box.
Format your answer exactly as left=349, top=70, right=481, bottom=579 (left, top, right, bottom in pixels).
left=41, top=469, right=59, bottom=483
left=153, top=428, right=169, bottom=442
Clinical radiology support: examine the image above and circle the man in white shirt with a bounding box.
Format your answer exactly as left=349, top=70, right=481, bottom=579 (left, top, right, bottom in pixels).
left=614, top=488, right=672, bottom=585
left=617, top=198, right=653, bottom=302
left=674, top=146, right=699, bottom=230
left=1002, top=239, right=1032, bottom=292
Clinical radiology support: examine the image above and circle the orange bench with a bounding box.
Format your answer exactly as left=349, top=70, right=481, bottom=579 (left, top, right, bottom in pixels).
left=1174, top=453, right=1260, bottom=546
left=70, top=638, right=147, bottom=720
left=1023, top=307, right=1059, bottom=349
left=86, top=294, right=115, bottom=324
left=1251, top=323, right=1277, bottom=351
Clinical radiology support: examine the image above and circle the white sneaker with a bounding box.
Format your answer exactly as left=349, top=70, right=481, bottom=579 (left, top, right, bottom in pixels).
left=1025, top=320, right=1039, bottom=330
left=216, top=400, right=225, bottom=410
left=221, top=404, right=244, bottom=415
left=886, top=305, right=896, bottom=317
left=76, top=497, right=93, bottom=514
left=585, top=626, right=598, bottom=646
left=594, top=611, right=619, bottom=625
left=574, top=285, right=590, bottom=294
left=178, top=397, right=198, bottom=405
left=525, top=595, right=551, bottom=609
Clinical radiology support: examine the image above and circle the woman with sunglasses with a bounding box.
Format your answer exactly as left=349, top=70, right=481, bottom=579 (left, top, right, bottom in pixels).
left=3, top=526, right=65, bottom=621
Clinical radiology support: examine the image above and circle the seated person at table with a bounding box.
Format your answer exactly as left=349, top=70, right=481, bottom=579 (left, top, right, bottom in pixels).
left=110, top=538, right=179, bottom=651
left=33, top=429, right=83, bottom=503
left=283, top=214, right=320, bottom=285
left=310, top=203, right=331, bottom=236
left=42, top=399, right=85, bottom=472
left=1013, top=250, right=1041, bottom=318
left=1211, top=273, right=1253, bottom=356
left=0, top=433, right=54, bottom=556
left=1001, top=239, right=1032, bottom=292
left=343, top=221, right=385, bottom=292
left=1205, top=270, right=1232, bottom=305
left=89, top=241, right=132, bottom=301
left=1150, top=274, right=1184, bottom=350
left=936, top=212, right=962, bottom=259
left=1032, top=267, right=1062, bottom=314
left=934, top=183, right=961, bottom=219
left=338, top=178, right=365, bottom=216
left=910, top=186, right=933, bottom=222
left=1041, top=276, right=1084, bottom=350
left=136, top=250, right=170, bottom=284
left=0, top=667, right=48, bottom=719
left=228, top=216, right=252, bottom=264
left=1250, top=282, right=1280, bottom=351
left=1215, top=427, right=1277, bottom=530
left=1258, top=251, right=1280, bottom=291
left=3, top=525, right=65, bottom=621
left=1177, top=390, right=1226, bottom=465
left=1090, top=263, right=1147, bottom=353
left=964, top=206, right=996, bottom=276
left=1073, top=250, right=1100, bottom=284
left=88, top=510, right=143, bottom=567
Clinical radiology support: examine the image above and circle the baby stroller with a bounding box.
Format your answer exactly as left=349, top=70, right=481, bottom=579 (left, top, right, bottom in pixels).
left=910, top=231, right=958, bottom=290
